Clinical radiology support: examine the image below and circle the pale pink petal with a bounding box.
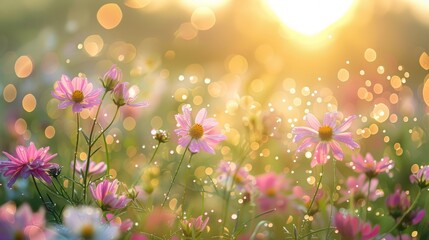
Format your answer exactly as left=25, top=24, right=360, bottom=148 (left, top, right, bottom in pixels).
left=329, top=140, right=344, bottom=160
left=292, top=127, right=318, bottom=142
left=195, top=108, right=207, bottom=124
left=335, top=115, right=358, bottom=133
left=333, top=133, right=359, bottom=149
left=296, top=137, right=316, bottom=152
left=323, top=112, right=337, bottom=128
left=305, top=113, right=321, bottom=130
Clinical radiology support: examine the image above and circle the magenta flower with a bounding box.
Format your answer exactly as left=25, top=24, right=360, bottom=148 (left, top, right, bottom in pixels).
left=112, top=82, right=149, bottom=107
left=292, top=112, right=359, bottom=167
left=52, top=74, right=102, bottom=112
left=180, top=215, right=209, bottom=237
left=409, top=165, right=429, bottom=188
left=175, top=105, right=226, bottom=154
left=338, top=174, right=382, bottom=206
left=90, top=179, right=131, bottom=210
left=351, top=153, right=394, bottom=178
left=334, top=212, right=379, bottom=240
left=0, top=142, right=58, bottom=188
left=384, top=234, right=412, bottom=240
left=386, top=188, right=410, bottom=219
left=0, top=202, right=51, bottom=240
left=73, top=159, right=106, bottom=178
left=102, top=64, right=122, bottom=91
left=255, top=172, right=289, bottom=212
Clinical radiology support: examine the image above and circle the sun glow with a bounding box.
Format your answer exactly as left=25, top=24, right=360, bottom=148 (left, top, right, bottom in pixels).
left=265, top=0, right=356, bottom=36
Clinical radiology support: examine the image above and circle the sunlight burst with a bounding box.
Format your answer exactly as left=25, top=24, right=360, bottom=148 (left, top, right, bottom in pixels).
left=265, top=0, right=356, bottom=36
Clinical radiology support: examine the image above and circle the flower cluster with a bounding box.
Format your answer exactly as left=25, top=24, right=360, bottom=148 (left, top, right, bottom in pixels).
left=2, top=64, right=429, bottom=240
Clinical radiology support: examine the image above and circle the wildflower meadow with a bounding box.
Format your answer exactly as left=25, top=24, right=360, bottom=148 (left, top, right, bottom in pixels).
left=1, top=1, right=429, bottom=239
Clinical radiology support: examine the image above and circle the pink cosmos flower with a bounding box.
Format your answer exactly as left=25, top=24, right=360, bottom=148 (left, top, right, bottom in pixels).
left=103, top=213, right=133, bottom=232
left=255, top=172, right=289, bottom=212
left=293, top=186, right=325, bottom=216
left=112, top=82, right=149, bottom=107
left=217, top=160, right=253, bottom=192
left=0, top=202, right=52, bottom=240
left=90, top=179, right=131, bottom=210
left=338, top=174, right=382, bottom=206
left=180, top=215, right=209, bottom=238
left=384, top=234, right=412, bottom=240
left=0, top=142, right=58, bottom=188
left=334, top=212, right=379, bottom=240
left=102, top=64, right=122, bottom=91
left=292, top=112, right=359, bottom=167
left=52, top=75, right=102, bottom=112
left=351, top=153, right=394, bottom=178
left=72, top=159, right=107, bottom=178
left=409, top=165, right=429, bottom=188
left=175, top=105, right=226, bottom=154
left=386, top=188, right=410, bottom=219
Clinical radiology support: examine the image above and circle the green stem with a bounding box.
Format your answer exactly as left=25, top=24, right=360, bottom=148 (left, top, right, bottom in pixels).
left=325, top=160, right=336, bottom=239
left=55, top=177, right=73, bottom=205
left=71, top=113, right=80, bottom=201
left=149, top=143, right=161, bottom=165
left=32, top=175, right=60, bottom=223
left=132, top=141, right=163, bottom=187
left=233, top=209, right=275, bottom=237
left=299, top=165, right=324, bottom=238
left=365, top=177, right=372, bottom=221
left=379, top=189, right=422, bottom=239
left=162, top=143, right=190, bottom=207
left=298, top=227, right=336, bottom=240
left=101, top=131, right=110, bottom=176
left=90, top=106, right=120, bottom=148
left=83, top=92, right=108, bottom=202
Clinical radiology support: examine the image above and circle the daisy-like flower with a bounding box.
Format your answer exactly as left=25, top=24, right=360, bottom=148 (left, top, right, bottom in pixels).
left=338, top=174, right=382, bottom=206
left=386, top=188, right=410, bottom=219
left=255, top=172, right=289, bottom=212
left=351, top=153, right=394, bottom=179
left=217, top=160, right=253, bottom=192
left=61, top=206, right=119, bottom=240
left=409, top=165, right=429, bottom=189
left=334, top=212, right=379, bottom=240
left=90, top=179, right=131, bottom=210
left=180, top=215, right=209, bottom=238
left=175, top=105, right=226, bottom=154
left=0, top=202, right=53, bottom=240
left=0, top=142, right=58, bottom=188
left=112, top=82, right=149, bottom=107
left=101, top=64, right=122, bottom=91
left=73, top=159, right=106, bottom=178
left=52, top=74, right=102, bottom=112
left=103, top=213, right=133, bottom=232
left=292, top=112, right=359, bottom=167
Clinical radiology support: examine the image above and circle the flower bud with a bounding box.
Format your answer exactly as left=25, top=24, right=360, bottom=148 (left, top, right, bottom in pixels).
left=102, top=65, right=121, bottom=91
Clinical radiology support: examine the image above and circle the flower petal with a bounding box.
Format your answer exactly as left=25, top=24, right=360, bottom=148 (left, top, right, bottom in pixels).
left=305, top=113, right=321, bottom=130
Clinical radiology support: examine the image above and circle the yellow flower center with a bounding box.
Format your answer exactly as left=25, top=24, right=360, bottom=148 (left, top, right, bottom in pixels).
left=81, top=224, right=94, bottom=239
left=72, top=90, right=84, bottom=103
left=265, top=187, right=277, bottom=197
left=189, top=123, right=204, bottom=139
left=233, top=174, right=244, bottom=184
left=318, top=126, right=333, bottom=141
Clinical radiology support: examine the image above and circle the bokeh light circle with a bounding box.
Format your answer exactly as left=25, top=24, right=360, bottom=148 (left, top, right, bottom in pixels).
left=97, top=3, right=123, bottom=29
